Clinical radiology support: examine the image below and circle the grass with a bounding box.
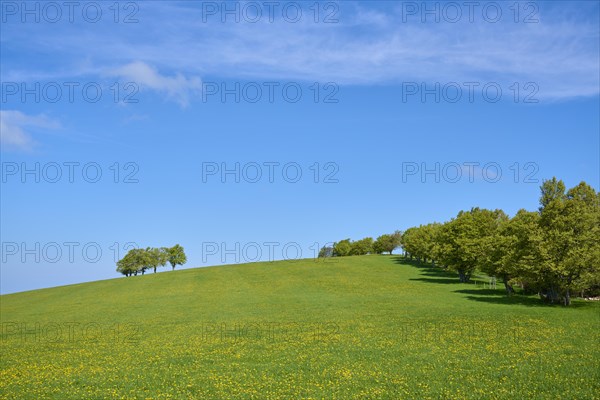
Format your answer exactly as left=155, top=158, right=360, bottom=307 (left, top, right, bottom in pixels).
left=1, top=255, right=599, bottom=399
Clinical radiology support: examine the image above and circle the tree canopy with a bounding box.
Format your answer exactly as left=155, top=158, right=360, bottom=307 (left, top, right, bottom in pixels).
left=116, top=245, right=187, bottom=277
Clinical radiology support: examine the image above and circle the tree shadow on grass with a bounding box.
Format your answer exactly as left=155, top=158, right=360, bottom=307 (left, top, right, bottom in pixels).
left=392, top=256, right=594, bottom=308
left=453, top=288, right=547, bottom=307
left=409, top=277, right=462, bottom=285
left=392, top=256, right=464, bottom=284
left=453, top=289, right=590, bottom=308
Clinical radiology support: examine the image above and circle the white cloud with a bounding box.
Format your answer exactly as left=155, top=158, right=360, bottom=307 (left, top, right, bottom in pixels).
left=2, top=2, right=598, bottom=101
left=109, top=61, right=202, bottom=107
left=0, top=111, right=60, bottom=152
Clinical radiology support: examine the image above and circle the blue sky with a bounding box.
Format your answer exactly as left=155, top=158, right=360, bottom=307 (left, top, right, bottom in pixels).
left=1, top=1, right=599, bottom=294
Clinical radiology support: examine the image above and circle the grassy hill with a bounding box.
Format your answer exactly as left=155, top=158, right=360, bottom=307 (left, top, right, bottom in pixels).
left=1, top=256, right=598, bottom=399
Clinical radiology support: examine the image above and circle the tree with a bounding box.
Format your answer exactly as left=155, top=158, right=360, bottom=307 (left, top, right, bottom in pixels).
left=116, top=248, right=149, bottom=276
left=539, top=177, right=566, bottom=211
left=116, top=249, right=137, bottom=277
left=480, top=209, right=542, bottom=295
left=333, top=239, right=352, bottom=257
left=539, top=179, right=600, bottom=305
left=373, top=231, right=402, bottom=254
left=400, top=228, right=418, bottom=260
left=350, top=237, right=373, bottom=255
left=401, top=224, right=441, bottom=264
left=147, top=247, right=169, bottom=274
left=117, top=246, right=186, bottom=276
left=436, top=208, right=508, bottom=283
left=318, top=246, right=334, bottom=258
left=167, top=244, right=187, bottom=270
left=372, top=236, right=386, bottom=254
left=391, top=230, right=402, bottom=253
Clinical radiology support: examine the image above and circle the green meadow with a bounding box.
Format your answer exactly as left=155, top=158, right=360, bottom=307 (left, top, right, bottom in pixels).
left=1, top=255, right=599, bottom=399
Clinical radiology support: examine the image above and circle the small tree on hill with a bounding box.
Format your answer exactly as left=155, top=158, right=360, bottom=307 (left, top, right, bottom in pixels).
left=117, top=248, right=149, bottom=276
left=318, top=246, right=334, bottom=258
left=373, top=232, right=402, bottom=255
left=167, top=244, right=187, bottom=270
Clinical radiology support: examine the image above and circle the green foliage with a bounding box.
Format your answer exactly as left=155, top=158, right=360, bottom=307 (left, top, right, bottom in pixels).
left=536, top=179, right=600, bottom=305
left=116, top=248, right=147, bottom=277
left=167, top=244, right=187, bottom=270
left=401, top=223, right=441, bottom=263
left=480, top=209, right=542, bottom=294
left=147, top=247, right=169, bottom=274
left=350, top=237, right=374, bottom=255
left=434, top=208, right=508, bottom=283
left=399, top=177, right=599, bottom=305
left=373, top=231, right=402, bottom=254
left=318, top=246, right=334, bottom=258
left=333, top=239, right=352, bottom=257
left=116, top=245, right=186, bottom=276
left=538, top=177, right=566, bottom=211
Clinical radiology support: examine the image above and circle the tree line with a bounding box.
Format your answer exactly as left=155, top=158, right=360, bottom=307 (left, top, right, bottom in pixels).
left=116, top=245, right=187, bottom=276
left=321, top=178, right=600, bottom=306
left=318, top=232, right=402, bottom=258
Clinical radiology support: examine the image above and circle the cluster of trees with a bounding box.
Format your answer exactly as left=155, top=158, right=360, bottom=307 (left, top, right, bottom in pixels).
left=319, top=178, right=599, bottom=306
left=319, top=231, right=402, bottom=257
left=116, top=245, right=187, bottom=276
left=400, top=179, right=600, bottom=306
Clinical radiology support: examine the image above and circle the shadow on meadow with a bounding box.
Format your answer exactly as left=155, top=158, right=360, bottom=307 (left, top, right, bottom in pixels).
left=390, top=255, right=594, bottom=308
left=454, top=289, right=592, bottom=308
left=452, top=288, right=548, bottom=307
left=391, top=256, right=463, bottom=285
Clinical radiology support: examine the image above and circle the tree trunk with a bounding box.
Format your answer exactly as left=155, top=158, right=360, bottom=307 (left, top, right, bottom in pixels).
left=564, top=288, right=571, bottom=306
left=502, top=275, right=514, bottom=296
left=154, top=267, right=157, bottom=273
left=545, top=286, right=558, bottom=303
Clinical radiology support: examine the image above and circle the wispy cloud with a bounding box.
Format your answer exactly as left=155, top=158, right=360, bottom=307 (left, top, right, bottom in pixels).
left=108, top=61, right=202, bottom=107
left=0, top=111, right=60, bottom=152
left=1, top=1, right=598, bottom=100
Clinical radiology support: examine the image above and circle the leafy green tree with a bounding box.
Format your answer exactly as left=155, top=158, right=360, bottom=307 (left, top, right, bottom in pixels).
left=391, top=230, right=402, bottom=252
left=480, top=209, right=542, bottom=295
left=147, top=247, right=168, bottom=273
left=436, top=208, right=508, bottom=283
left=401, top=224, right=441, bottom=264
left=333, top=239, right=352, bottom=257
left=167, top=244, right=187, bottom=270
left=116, top=248, right=149, bottom=276
left=539, top=177, right=566, bottom=211
left=419, top=223, right=442, bottom=264
left=400, top=228, right=418, bottom=260
left=318, top=246, right=334, bottom=258
left=373, top=231, right=402, bottom=254
left=372, top=236, right=386, bottom=254
left=539, top=179, right=600, bottom=305
left=116, top=249, right=137, bottom=277
left=350, top=237, right=373, bottom=255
